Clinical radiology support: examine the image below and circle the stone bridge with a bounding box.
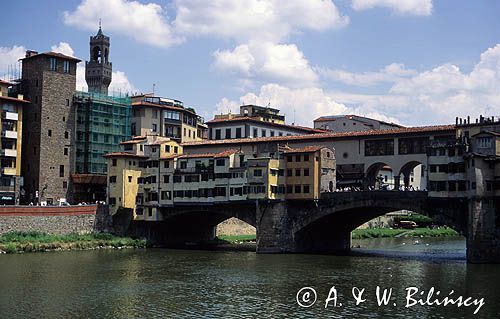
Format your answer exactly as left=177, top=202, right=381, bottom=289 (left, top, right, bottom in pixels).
left=127, top=191, right=499, bottom=263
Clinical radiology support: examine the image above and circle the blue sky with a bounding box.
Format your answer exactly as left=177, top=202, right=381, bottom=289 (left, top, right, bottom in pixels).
left=2, top=0, right=500, bottom=126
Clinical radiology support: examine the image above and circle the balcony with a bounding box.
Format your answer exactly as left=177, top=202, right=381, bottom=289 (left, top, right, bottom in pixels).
left=2, top=112, right=18, bottom=121
left=0, top=185, right=15, bottom=192
left=2, top=167, right=16, bottom=175
left=1, top=149, right=17, bottom=157
left=1, top=130, right=17, bottom=139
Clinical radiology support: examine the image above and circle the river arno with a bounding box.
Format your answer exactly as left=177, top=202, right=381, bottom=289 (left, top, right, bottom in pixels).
left=0, top=237, right=499, bottom=319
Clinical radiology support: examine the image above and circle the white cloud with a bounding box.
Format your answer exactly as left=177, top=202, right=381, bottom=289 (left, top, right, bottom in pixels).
left=50, top=42, right=75, bottom=57
left=213, top=42, right=318, bottom=87
left=351, top=0, right=433, bottom=16
left=174, top=0, right=349, bottom=43
left=75, top=64, right=136, bottom=95
left=49, top=43, right=136, bottom=95
left=329, top=44, right=500, bottom=125
left=0, top=45, right=25, bottom=80
left=319, top=63, right=417, bottom=86
left=63, top=0, right=182, bottom=48
left=215, top=83, right=349, bottom=126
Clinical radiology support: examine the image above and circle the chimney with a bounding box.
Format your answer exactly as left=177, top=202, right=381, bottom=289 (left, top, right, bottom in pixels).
left=455, top=117, right=458, bottom=125
left=25, top=50, right=38, bottom=58
left=467, top=116, right=470, bottom=124
left=480, top=115, right=484, bottom=123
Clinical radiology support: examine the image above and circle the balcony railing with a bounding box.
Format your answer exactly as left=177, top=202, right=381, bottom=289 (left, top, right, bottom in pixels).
left=1, top=149, right=17, bottom=157
left=2, top=167, right=16, bottom=175
left=2, top=112, right=18, bottom=121
left=0, top=185, right=15, bottom=192
left=1, top=130, right=17, bottom=139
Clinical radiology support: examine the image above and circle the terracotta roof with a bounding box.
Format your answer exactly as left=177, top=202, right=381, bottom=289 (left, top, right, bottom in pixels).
left=0, top=95, right=30, bottom=103
left=120, top=136, right=147, bottom=145
left=161, top=154, right=180, bottom=159
left=21, top=51, right=81, bottom=62
left=283, top=145, right=326, bottom=153
left=178, top=149, right=239, bottom=159
left=132, top=101, right=195, bottom=114
left=0, top=79, right=15, bottom=85
left=102, top=152, right=147, bottom=158
left=182, top=125, right=456, bottom=147
left=206, top=116, right=325, bottom=133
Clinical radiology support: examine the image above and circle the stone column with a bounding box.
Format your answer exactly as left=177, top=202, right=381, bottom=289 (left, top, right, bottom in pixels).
left=256, top=201, right=293, bottom=253
left=393, top=176, right=400, bottom=191
left=467, top=197, right=500, bottom=263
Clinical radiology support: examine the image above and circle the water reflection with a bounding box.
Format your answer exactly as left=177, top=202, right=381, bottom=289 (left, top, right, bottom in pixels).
left=0, top=238, right=498, bottom=318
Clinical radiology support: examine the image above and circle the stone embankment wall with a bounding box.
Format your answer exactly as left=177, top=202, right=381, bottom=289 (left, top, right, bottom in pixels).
left=0, top=205, right=110, bottom=235
left=216, top=217, right=256, bottom=236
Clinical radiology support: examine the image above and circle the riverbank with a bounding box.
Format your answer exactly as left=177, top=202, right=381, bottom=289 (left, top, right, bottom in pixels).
left=218, top=227, right=460, bottom=244
left=352, top=227, right=459, bottom=239
left=0, top=231, right=148, bottom=254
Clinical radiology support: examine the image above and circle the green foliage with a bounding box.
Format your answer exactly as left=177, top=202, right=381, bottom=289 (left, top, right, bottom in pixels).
left=218, top=234, right=256, bottom=244
left=0, top=231, right=148, bottom=254
left=352, top=227, right=460, bottom=239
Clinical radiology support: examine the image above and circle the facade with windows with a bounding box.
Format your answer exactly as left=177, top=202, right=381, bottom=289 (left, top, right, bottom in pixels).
left=0, top=80, right=29, bottom=204
left=20, top=50, right=81, bottom=205
left=207, top=117, right=324, bottom=140
left=130, top=94, right=207, bottom=143
left=314, top=114, right=402, bottom=133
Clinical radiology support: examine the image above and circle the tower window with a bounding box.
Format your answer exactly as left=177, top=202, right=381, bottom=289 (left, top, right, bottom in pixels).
left=50, top=58, right=57, bottom=71
left=59, top=165, right=65, bottom=177
left=63, top=60, right=70, bottom=73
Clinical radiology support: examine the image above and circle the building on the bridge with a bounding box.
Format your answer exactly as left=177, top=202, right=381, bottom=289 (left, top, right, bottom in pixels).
left=283, top=146, right=336, bottom=199
left=104, top=135, right=337, bottom=221
left=455, top=116, right=500, bottom=197
left=0, top=80, right=29, bottom=205
left=181, top=125, right=456, bottom=190
left=207, top=104, right=324, bottom=140
left=314, top=115, right=402, bottom=133
left=104, top=135, right=182, bottom=217
left=130, top=94, right=207, bottom=142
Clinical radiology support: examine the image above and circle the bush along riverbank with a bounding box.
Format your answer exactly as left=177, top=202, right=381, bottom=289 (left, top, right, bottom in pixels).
left=352, top=227, right=460, bottom=240
left=217, top=227, right=460, bottom=245
left=0, top=231, right=149, bottom=254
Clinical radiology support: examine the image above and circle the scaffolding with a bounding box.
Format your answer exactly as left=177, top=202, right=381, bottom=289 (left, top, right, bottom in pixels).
left=74, top=91, right=131, bottom=174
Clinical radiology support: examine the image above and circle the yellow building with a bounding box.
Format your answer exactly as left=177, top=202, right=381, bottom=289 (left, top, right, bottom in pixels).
left=0, top=80, right=28, bottom=204
left=103, top=151, right=145, bottom=216
left=104, top=135, right=182, bottom=220
left=283, top=146, right=336, bottom=200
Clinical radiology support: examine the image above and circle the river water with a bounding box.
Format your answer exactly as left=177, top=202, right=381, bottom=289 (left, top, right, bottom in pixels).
left=0, top=237, right=499, bottom=319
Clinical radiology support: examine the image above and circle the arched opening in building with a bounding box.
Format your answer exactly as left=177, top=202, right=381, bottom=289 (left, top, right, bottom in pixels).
left=399, top=161, right=425, bottom=190
left=365, top=162, right=396, bottom=190
left=92, top=46, right=102, bottom=63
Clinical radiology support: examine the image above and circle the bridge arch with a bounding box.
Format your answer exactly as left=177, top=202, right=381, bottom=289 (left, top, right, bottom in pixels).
left=131, top=203, right=256, bottom=247
left=287, top=192, right=466, bottom=253
left=399, top=161, right=424, bottom=189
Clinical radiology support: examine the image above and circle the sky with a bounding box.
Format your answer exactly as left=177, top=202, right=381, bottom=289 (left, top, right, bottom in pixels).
left=1, top=0, right=500, bottom=127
